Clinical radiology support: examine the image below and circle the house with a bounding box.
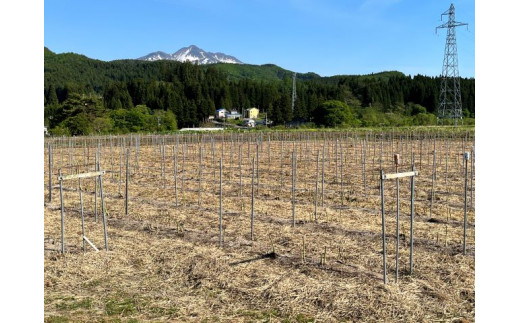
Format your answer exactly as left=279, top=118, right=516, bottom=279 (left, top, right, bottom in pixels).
left=216, top=108, right=228, bottom=119
left=225, top=110, right=242, bottom=120
left=245, top=107, right=259, bottom=119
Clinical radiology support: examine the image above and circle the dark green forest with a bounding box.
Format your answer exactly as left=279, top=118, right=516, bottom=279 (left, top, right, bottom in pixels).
left=44, top=47, right=475, bottom=135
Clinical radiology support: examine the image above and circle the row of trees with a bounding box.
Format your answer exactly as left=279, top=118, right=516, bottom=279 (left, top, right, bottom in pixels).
left=44, top=48, right=475, bottom=135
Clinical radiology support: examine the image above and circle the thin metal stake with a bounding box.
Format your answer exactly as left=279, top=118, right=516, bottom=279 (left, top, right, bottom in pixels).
left=48, top=143, right=53, bottom=202
left=198, top=146, right=203, bottom=206
left=394, top=154, right=400, bottom=283
left=315, top=151, right=319, bottom=223
left=173, top=146, right=178, bottom=207
left=380, top=170, right=387, bottom=284
left=99, top=172, right=108, bottom=251
left=470, top=146, right=474, bottom=211
left=79, top=178, right=85, bottom=253
left=95, top=151, right=98, bottom=222
left=125, top=148, right=129, bottom=216
left=292, top=151, right=296, bottom=227
left=251, top=157, right=255, bottom=240
left=321, top=148, right=325, bottom=206
left=219, top=157, right=223, bottom=248
left=410, top=163, right=416, bottom=274
left=59, top=170, right=65, bottom=253
left=463, top=152, right=469, bottom=255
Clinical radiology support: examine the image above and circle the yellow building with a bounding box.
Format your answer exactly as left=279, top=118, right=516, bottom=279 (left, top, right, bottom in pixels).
left=245, top=107, right=259, bottom=119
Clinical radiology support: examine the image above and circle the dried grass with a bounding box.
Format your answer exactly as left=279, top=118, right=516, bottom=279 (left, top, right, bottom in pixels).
left=44, top=134, right=474, bottom=322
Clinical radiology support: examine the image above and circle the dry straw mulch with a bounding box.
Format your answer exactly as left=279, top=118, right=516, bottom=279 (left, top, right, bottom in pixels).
left=44, top=136, right=474, bottom=322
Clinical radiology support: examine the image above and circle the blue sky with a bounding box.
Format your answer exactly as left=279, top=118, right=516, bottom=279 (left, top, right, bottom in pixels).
left=44, top=0, right=475, bottom=77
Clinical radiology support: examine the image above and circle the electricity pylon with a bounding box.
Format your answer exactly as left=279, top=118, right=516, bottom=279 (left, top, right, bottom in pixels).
left=436, top=3, right=468, bottom=125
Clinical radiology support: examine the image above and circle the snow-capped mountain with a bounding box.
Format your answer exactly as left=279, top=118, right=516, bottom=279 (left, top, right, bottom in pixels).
left=139, top=51, right=173, bottom=61
left=138, top=45, right=243, bottom=64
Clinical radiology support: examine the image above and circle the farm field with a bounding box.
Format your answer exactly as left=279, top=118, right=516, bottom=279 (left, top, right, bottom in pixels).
left=44, top=129, right=475, bottom=322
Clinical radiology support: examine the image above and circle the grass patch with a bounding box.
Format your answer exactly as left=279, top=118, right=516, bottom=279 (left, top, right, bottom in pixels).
left=149, top=305, right=180, bottom=318
left=44, top=316, right=69, bottom=323
left=294, top=313, right=315, bottom=323
left=105, top=296, right=138, bottom=316
left=55, top=297, right=92, bottom=311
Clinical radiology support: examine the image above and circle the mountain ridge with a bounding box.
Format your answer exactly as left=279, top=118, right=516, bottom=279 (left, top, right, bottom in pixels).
left=139, top=45, right=243, bottom=65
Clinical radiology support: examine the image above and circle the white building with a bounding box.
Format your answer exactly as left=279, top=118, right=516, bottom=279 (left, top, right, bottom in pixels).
left=216, top=109, right=228, bottom=119
left=225, top=110, right=242, bottom=120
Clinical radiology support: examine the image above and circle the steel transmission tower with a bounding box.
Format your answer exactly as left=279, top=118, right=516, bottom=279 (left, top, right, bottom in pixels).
left=436, top=3, right=467, bottom=125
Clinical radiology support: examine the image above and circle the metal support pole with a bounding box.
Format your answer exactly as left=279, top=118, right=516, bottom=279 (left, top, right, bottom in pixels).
left=321, top=148, right=325, bottom=206
left=394, top=154, right=400, bottom=283
left=251, top=157, right=255, bottom=241
left=410, top=163, right=416, bottom=274
left=198, top=146, right=203, bottom=206
left=292, top=151, right=296, bottom=227
left=99, top=172, right=108, bottom=251
left=59, top=170, right=65, bottom=253
left=380, top=170, right=387, bottom=284
left=173, top=146, right=178, bottom=207
left=363, top=140, right=367, bottom=198
left=79, top=178, right=85, bottom=253
left=470, top=146, right=474, bottom=211
left=95, top=151, right=99, bottom=222
left=48, top=143, right=53, bottom=202
left=219, top=157, right=223, bottom=248
left=239, top=145, right=243, bottom=198
left=125, top=148, right=129, bottom=216
left=463, top=152, right=469, bottom=255
left=314, top=151, right=319, bottom=223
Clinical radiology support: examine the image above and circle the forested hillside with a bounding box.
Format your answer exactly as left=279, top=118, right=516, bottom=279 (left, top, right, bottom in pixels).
left=44, top=48, right=475, bottom=135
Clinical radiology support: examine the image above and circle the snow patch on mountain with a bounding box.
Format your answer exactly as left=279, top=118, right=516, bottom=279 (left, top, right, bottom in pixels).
left=138, top=45, right=243, bottom=64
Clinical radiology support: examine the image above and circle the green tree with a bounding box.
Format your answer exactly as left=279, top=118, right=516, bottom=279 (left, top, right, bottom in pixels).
left=314, top=100, right=357, bottom=127
left=153, top=110, right=178, bottom=132
left=64, top=112, right=91, bottom=135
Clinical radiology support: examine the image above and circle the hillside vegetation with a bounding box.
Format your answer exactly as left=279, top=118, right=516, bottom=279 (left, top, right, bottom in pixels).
left=44, top=48, right=475, bottom=135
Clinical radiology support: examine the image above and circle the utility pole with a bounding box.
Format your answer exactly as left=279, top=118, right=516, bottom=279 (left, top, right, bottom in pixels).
left=436, top=3, right=468, bottom=126
left=291, top=72, right=297, bottom=115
